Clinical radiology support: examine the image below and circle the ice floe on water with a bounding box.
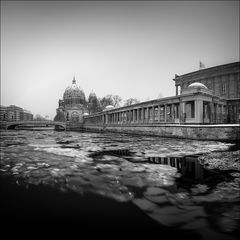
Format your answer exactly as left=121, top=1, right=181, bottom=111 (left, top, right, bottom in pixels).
left=1, top=130, right=239, bottom=239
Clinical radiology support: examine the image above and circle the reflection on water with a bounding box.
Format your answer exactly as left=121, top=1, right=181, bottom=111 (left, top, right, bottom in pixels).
left=0, top=130, right=239, bottom=239
left=149, top=155, right=219, bottom=183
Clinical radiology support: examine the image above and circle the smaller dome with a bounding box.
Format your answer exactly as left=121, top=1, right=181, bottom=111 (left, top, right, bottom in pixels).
left=89, top=91, right=96, bottom=97
left=104, top=105, right=114, bottom=111
left=188, top=82, right=208, bottom=89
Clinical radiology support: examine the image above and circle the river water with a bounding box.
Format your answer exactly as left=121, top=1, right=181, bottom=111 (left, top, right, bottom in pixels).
left=0, top=130, right=239, bottom=239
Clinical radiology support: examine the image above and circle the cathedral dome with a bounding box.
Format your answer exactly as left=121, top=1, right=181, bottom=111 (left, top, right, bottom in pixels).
left=188, top=82, right=208, bottom=89
left=63, top=76, right=86, bottom=106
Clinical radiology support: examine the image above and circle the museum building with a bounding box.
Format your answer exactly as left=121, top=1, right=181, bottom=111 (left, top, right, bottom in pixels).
left=84, top=61, right=240, bottom=126
left=173, top=61, right=240, bottom=123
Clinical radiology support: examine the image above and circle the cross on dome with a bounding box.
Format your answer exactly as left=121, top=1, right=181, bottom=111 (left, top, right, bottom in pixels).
left=72, top=75, right=76, bottom=84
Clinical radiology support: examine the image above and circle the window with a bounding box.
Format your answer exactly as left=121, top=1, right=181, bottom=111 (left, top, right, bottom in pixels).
left=222, top=83, right=226, bottom=94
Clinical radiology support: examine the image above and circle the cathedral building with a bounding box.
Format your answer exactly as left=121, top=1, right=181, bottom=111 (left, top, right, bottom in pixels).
left=54, top=76, right=88, bottom=123
left=54, top=76, right=101, bottom=123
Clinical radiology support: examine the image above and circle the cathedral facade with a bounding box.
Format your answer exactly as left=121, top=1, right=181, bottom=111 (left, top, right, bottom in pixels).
left=54, top=77, right=100, bottom=123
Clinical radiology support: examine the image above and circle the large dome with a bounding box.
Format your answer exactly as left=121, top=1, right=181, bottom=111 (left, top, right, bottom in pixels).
left=188, top=82, right=208, bottom=89
left=63, top=77, right=86, bottom=106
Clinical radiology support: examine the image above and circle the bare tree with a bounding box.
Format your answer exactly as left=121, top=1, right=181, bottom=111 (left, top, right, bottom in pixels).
left=99, top=95, right=114, bottom=109
left=112, top=95, right=122, bottom=107
left=124, top=98, right=140, bottom=106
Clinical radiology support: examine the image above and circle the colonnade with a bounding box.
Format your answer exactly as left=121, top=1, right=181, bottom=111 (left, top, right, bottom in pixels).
left=105, top=103, right=181, bottom=125
left=84, top=96, right=228, bottom=125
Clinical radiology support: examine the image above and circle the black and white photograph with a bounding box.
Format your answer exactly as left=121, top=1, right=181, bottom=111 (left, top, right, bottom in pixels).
left=0, top=1, right=239, bottom=239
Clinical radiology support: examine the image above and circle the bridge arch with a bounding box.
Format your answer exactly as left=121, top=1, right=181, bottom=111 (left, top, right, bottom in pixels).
left=6, top=121, right=66, bottom=130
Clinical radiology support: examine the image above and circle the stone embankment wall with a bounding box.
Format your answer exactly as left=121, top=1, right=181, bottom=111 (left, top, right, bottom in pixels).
left=66, top=122, right=83, bottom=131
left=82, top=123, right=240, bottom=142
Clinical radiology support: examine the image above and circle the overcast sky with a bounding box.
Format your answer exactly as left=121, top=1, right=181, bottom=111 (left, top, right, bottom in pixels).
left=1, top=1, right=239, bottom=119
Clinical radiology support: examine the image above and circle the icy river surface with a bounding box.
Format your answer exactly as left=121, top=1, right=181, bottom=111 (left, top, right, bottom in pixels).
left=0, top=130, right=239, bottom=239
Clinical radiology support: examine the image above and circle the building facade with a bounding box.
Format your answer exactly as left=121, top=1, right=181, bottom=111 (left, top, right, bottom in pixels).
left=173, top=62, right=240, bottom=98
left=84, top=62, right=240, bottom=126
left=54, top=76, right=88, bottom=123
left=82, top=81, right=239, bottom=141
left=0, top=105, right=33, bottom=122
left=84, top=82, right=227, bottom=126
left=173, top=62, right=240, bottom=123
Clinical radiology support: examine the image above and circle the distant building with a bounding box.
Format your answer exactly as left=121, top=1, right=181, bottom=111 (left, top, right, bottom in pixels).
left=0, top=105, right=8, bottom=121
left=54, top=76, right=88, bottom=123
left=22, top=109, right=34, bottom=121
left=0, top=105, right=33, bottom=121
left=7, top=105, right=23, bottom=121
left=173, top=62, right=240, bottom=123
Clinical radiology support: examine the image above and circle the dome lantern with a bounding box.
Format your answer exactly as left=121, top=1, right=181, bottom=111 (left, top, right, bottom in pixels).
left=72, top=75, right=76, bottom=84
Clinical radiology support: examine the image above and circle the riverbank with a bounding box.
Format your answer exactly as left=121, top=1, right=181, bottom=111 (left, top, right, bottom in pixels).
left=82, top=123, right=240, bottom=142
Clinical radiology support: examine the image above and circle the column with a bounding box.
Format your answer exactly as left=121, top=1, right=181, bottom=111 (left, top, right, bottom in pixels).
left=171, top=104, right=174, bottom=123
left=152, top=105, right=155, bottom=122
left=209, top=102, right=214, bottom=123
left=180, top=101, right=185, bottom=123
left=158, top=105, right=161, bottom=122
left=143, top=108, right=145, bottom=122
left=146, top=107, right=149, bottom=123
left=164, top=105, right=167, bottom=123
left=195, top=100, right=203, bottom=124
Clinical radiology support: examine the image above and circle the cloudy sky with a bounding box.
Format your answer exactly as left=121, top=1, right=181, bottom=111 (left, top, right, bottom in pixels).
left=1, top=1, right=239, bottom=119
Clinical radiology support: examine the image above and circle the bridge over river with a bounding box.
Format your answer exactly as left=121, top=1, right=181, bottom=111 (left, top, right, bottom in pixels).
left=0, top=121, right=66, bottom=130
